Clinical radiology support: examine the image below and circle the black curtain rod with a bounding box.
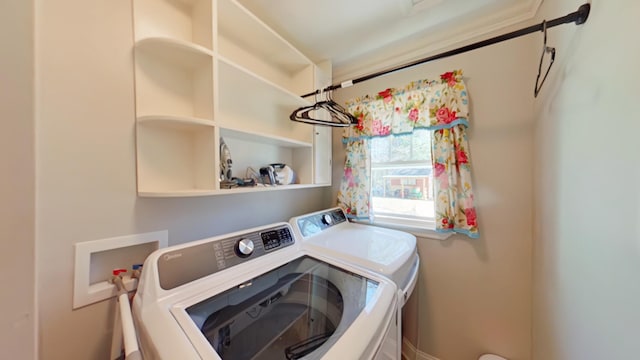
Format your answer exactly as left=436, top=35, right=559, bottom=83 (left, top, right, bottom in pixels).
left=301, top=3, right=591, bottom=98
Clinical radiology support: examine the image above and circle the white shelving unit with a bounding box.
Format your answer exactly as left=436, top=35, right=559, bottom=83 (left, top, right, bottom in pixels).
left=132, top=0, right=331, bottom=197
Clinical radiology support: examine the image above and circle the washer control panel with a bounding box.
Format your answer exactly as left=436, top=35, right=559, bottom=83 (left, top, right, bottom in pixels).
left=261, top=227, right=294, bottom=251
left=157, top=224, right=295, bottom=290
left=296, top=208, right=347, bottom=237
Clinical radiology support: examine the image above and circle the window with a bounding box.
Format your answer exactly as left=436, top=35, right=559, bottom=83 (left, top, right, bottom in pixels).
left=338, top=71, right=479, bottom=239
left=369, top=129, right=435, bottom=229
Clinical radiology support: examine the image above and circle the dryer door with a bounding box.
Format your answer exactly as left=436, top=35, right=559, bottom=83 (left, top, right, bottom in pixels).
left=172, top=255, right=396, bottom=360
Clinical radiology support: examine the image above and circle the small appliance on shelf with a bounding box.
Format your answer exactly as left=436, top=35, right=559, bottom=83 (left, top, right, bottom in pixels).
left=219, top=138, right=237, bottom=189
left=259, top=163, right=296, bottom=185
left=220, top=138, right=257, bottom=189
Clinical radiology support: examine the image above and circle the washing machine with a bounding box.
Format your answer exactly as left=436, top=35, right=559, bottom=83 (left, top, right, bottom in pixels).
left=132, top=222, right=399, bottom=359
left=290, top=208, right=420, bottom=359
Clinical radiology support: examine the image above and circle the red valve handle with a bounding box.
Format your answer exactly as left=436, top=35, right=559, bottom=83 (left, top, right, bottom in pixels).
left=112, top=268, right=127, bottom=276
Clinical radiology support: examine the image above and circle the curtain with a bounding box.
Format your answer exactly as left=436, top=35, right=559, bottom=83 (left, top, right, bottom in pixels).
left=337, top=70, right=479, bottom=238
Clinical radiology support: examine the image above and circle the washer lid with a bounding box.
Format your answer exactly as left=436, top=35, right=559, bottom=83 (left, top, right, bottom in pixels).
left=167, top=255, right=397, bottom=360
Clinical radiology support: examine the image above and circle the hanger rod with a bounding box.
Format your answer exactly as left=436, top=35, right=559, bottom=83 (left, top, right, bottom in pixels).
left=301, top=3, right=590, bottom=98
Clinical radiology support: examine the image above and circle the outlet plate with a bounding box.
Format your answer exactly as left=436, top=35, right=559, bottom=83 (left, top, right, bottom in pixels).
left=73, top=230, right=168, bottom=309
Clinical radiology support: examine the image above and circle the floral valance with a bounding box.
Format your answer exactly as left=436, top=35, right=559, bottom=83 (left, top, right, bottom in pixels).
left=343, top=70, right=470, bottom=142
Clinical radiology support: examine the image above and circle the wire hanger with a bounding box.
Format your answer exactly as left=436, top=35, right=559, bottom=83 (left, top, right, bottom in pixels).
left=289, top=89, right=358, bottom=127
left=534, top=20, right=556, bottom=97
left=318, top=89, right=358, bottom=125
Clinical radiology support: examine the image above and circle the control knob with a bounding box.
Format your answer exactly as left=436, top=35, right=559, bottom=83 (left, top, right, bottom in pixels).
left=235, top=238, right=255, bottom=258
left=322, top=214, right=333, bottom=225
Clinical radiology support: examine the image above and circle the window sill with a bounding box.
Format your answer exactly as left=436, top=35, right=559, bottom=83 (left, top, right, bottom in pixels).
left=351, top=218, right=453, bottom=241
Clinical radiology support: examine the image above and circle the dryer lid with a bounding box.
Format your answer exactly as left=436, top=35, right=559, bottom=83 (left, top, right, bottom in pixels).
left=303, top=224, right=416, bottom=278
left=291, top=208, right=417, bottom=277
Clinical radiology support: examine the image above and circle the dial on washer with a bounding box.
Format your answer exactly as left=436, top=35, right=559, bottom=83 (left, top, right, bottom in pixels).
left=235, top=238, right=255, bottom=258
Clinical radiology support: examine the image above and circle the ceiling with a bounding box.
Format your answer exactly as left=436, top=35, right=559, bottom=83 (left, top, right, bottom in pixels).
left=238, top=0, right=541, bottom=81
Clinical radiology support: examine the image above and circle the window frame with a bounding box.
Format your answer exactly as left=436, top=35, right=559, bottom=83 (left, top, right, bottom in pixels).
left=367, top=158, right=451, bottom=240
left=352, top=217, right=452, bottom=240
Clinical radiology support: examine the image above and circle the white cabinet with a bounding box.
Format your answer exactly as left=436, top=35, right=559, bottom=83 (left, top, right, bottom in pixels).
left=132, top=0, right=330, bottom=197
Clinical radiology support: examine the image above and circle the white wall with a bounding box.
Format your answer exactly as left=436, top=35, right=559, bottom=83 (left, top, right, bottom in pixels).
left=0, top=0, right=36, bottom=359
left=34, top=1, right=332, bottom=359
left=24, top=1, right=640, bottom=359
left=332, top=26, right=538, bottom=360
left=533, top=1, right=640, bottom=359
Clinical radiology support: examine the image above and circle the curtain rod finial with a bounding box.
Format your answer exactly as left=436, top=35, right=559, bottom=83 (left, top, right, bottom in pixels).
left=575, top=3, right=590, bottom=25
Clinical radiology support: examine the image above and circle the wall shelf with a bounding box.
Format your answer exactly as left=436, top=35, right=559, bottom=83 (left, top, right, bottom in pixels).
left=217, top=0, right=314, bottom=94
left=133, top=0, right=212, bottom=49
left=217, top=57, right=313, bottom=144
left=216, top=184, right=322, bottom=195
left=132, top=0, right=331, bottom=197
left=220, top=127, right=312, bottom=148
left=136, top=120, right=216, bottom=194
left=139, top=184, right=321, bottom=198
left=134, top=40, right=213, bottom=119
left=137, top=115, right=216, bottom=128
left=135, top=37, right=214, bottom=68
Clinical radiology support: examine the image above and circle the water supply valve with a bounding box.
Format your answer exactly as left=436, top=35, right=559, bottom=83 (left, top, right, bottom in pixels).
left=112, top=268, right=128, bottom=277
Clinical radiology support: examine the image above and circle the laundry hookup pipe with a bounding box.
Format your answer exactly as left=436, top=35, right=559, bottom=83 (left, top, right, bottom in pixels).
left=112, top=274, right=142, bottom=360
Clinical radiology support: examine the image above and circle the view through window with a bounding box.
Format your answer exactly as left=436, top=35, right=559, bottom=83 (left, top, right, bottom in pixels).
left=370, top=129, right=435, bottom=227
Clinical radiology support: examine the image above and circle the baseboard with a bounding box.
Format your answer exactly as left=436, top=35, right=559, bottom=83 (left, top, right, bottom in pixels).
left=402, top=337, right=442, bottom=360
left=401, top=337, right=416, bottom=360
left=421, top=353, right=442, bottom=360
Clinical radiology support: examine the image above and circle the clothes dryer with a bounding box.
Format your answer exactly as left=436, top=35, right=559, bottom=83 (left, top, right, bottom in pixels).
left=290, top=208, right=420, bottom=359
